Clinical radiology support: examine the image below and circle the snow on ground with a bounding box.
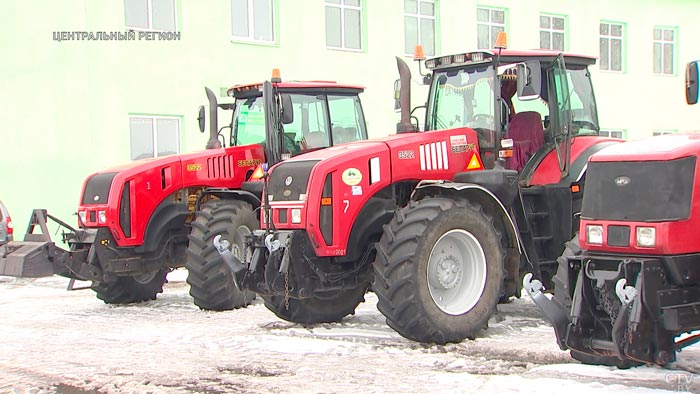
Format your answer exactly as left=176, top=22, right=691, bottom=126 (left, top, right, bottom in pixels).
left=0, top=269, right=698, bottom=394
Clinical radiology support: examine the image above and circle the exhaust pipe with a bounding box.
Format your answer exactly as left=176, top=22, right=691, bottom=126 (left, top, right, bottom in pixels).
left=395, top=57, right=416, bottom=133
left=205, top=87, right=221, bottom=149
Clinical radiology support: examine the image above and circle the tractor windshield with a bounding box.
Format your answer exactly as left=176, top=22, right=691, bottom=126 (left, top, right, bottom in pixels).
left=231, top=93, right=367, bottom=154
left=427, top=64, right=498, bottom=150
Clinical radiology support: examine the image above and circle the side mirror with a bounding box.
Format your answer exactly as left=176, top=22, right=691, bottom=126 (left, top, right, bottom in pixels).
left=280, top=93, right=294, bottom=124
left=197, top=105, right=206, bottom=133
left=686, top=61, right=699, bottom=105
left=516, top=61, right=542, bottom=101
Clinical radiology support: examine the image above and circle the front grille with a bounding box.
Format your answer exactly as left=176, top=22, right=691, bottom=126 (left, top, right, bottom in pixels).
left=267, top=160, right=319, bottom=202
left=207, top=154, right=235, bottom=178
left=583, top=156, right=696, bottom=221
left=607, top=225, right=630, bottom=247
left=82, top=172, right=117, bottom=205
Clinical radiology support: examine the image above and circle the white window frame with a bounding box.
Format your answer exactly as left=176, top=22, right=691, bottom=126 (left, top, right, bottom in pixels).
left=599, top=22, right=625, bottom=73
left=476, top=6, right=507, bottom=50
left=404, top=0, right=437, bottom=56
left=539, top=14, right=566, bottom=51
left=124, top=0, right=178, bottom=32
left=652, top=130, right=676, bottom=136
left=653, top=27, right=676, bottom=76
left=599, top=129, right=625, bottom=139
left=129, top=115, right=181, bottom=161
left=231, top=0, right=276, bottom=44
left=325, top=0, right=363, bottom=51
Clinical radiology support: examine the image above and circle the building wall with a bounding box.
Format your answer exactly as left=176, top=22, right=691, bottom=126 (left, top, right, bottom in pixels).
left=1, top=0, right=699, bottom=227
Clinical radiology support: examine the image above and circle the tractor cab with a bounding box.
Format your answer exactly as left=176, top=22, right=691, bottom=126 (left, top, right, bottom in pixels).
left=409, top=41, right=601, bottom=185
left=200, top=70, right=368, bottom=170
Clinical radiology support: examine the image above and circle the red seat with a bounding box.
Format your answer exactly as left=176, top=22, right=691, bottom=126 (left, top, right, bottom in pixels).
left=506, top=111, right=544, bottom=172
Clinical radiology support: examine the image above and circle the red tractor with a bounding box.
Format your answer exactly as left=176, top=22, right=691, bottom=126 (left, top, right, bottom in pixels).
left=216, top=36, right=622, bottom=343
left=0, top=74, right=368, bottom=311
left=524, top=60, right=700, bottom=367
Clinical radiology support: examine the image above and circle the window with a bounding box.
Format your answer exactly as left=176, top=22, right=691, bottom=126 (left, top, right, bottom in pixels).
left=599, top=129, right=625, bottom=139
left=231, top=0, right=275, bottom=43
left=540, top=14, right=566, bottom=51
left=600, top=22, right=625, bottom=72
left=325, top=0, right=362, bottom=50
left=477, top=7, right=506, bottom=49
left=653, top=27, right=676, bottom=75
left=125, top=0, right=177, bottom=31
left=404, top=0, right=436, bottom=56
left=232, top=93, right=367, bottom=154
left=129, top=116, right=181, bottom=160
left=653, top=130, right=676, bottom=136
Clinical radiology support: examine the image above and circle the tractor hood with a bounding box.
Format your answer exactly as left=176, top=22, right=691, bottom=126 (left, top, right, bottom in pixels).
left=591, top=133, right=700, bottom=163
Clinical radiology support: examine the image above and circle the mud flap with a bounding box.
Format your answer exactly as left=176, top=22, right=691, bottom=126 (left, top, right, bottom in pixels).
left=523, top=273, right=571, bottom=349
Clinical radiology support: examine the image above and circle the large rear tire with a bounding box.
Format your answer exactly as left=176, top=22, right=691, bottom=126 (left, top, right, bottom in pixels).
left=186, top=199, right=257, bottom=311
left=262, top=284, right=369, bottom=324
left=373, top=197, right=505, bottom=344
left=93, top=270, right=167, bottom=304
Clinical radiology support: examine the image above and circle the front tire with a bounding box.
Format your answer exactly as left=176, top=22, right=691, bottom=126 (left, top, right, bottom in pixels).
left=373, top=197, right=505, bottom=344
left=93, top=270, right=167, bottom=304
left=186, top=199, right=257, bottom=311
left=262, top=285, right=369, bottom=324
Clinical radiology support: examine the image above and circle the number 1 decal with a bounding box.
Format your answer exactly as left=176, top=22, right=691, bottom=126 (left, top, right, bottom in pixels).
left=343, top=200, right=350, bottom=214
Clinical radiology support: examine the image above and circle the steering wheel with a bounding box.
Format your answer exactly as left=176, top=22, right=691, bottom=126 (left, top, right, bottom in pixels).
left=471, top=114, right=494, bottom=128
left=283, top=132, right=300, bottom=155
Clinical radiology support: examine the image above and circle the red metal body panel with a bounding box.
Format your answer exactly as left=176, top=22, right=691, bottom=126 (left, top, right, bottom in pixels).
left=589, top=133, right=700, bottom=162
left=579, top=133, right=700, bottom=255
left=528, top=136, right=622, bottom=185
left=265, top=128, right=482, bottom=257
left=78, top=144, right=265, bottom=247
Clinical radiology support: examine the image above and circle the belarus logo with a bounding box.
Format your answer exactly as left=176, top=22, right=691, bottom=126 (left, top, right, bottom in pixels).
left=614, top=176, right=630, bottom=186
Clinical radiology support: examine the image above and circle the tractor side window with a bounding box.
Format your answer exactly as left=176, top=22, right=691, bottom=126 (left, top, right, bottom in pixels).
left=233, top=97, right=266, bottom=146
left=284, top=94, right=331, bottom=151
left=566, top=68, right=600, bottom=135
left=328, top=95, right=366, bottom=145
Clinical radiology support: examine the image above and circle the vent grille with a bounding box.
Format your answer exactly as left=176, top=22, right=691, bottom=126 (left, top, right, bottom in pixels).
left=207, top=155, right=235, bottom=179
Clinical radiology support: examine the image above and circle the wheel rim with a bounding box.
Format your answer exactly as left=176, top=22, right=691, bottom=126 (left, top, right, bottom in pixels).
left=231, top=225, right=252, bottom=261
left=427, top=229, right=487, bottom=315
left=133, top=271, right=157, bottom=284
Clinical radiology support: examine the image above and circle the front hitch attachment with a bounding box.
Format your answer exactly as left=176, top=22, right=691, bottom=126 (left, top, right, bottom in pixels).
left=523, top=273, right=571, bottom=350
left=213, top=235, right=246, bottom=290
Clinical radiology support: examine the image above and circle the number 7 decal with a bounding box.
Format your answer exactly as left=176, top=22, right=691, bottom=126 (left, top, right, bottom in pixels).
left=343, top=200, right=350, bottom=213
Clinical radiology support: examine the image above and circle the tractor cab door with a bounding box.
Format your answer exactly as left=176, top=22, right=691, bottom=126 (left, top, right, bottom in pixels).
left=263, top=81, right=283, bottom=166
left=550, top=54, right=572, bottom=179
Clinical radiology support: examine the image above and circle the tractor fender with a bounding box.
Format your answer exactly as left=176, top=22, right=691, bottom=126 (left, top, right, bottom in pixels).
left=412, top=181, right=522, bottom=255
left=136, top=201, right=189, bottom=254
left=200, top=188, right=262, bottom=210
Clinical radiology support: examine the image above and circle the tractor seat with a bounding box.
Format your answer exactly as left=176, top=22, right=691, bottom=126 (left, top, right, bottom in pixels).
left=303, top=131, right=328, bottom=150
left=506, top=111, right=544, bottom=172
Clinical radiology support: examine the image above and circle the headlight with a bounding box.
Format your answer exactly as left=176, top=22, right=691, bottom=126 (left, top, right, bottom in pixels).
left=636, top=227, right=656, bottom=247
left=291, top=208, right=302, bottom=224
left=79, top=210, right=87, bottom=224
left=586, top=225, right=603, bottom=245
left=98, top=210, right=107, bottom=224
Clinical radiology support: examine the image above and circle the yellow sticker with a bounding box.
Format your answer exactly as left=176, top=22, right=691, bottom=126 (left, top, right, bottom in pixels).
left=186, top=163, right=202, bottom=171
left=341, top=168, right=362, bottom=186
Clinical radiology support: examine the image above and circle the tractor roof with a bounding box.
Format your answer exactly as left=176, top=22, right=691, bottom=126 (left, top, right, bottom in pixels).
left=426, top=48, right=596, bottom=71
left=590, top=133, right=700, bottom=162
left=227, top=81, right=365, bottom=99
